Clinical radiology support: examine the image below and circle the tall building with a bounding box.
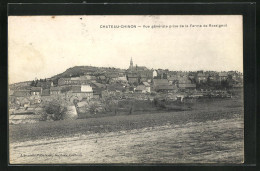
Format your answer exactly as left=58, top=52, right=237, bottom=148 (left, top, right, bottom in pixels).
left=129, top=57, right=134, bottom=71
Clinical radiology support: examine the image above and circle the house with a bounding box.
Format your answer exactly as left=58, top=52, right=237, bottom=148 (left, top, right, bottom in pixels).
left=218, top=72, right=228, bottom=82
left=91, top=82, right=106, bottom=89
left=127, top=73, right=139, bottom=84
left=238, top=73, right=243, bottom=80
left=153, top=79, right=169, bottom=87
left=50, top=87, right=62, bottom=95
left=178, top=77, right=192, bottom=84
left=155, top=85, right=177, bottom=92
left=227, top=78, right=238, bottom=87
left=153, top=70, right=158, bottom=78
left=178, top=83, right=196, bottom=90
left=70, top=85, right=93, bottom=99
left=70, top=85, right=92, bottom=93
left=188, top=75, right=195, bottom=83
left=139, top=70, right=153, bottom=79
left=139, top=74, right=148, bottom=82
left=31, top=87, right=42, bottom=96
left=142, top=82, right=149, bottom=86
left=135, top=85, right=147, bottom=93
left=230, top=73, right=243, bottom=83
left=196, top=73, right=207, bottom=83
left=142, top=82, right=151, bottom=93
left=178, top=77, right=196, bottom=90
left=127, top=86, right=135, bottom=92
left=176, top=72, right=188, bottom=78
left=41, top=89, right=50, bottom=96
left=231, top=74, right=239, bottom=81
left=135, top=65, right=148, bottom=71
left=106, top=73, right=119, bottom=83
left=90, top=82, right=106, bottom=98
left=167, top=76, right=178, bottom=85
left=118, top=75, right=128, bottom=82
left=81, top=85, right=93, bottom=93
left=99, top=75, right=106, bottom=80
left=153, top=79, right=177, bottom=92
left=98, top=75, right=107, bottom=84
left=208, top=74, right=218, bottom=82
left=155, top=69, right=165, bottom=79
left=188, top=75, right=195, bottom=80
left=70, top=85, right=81, bottom=93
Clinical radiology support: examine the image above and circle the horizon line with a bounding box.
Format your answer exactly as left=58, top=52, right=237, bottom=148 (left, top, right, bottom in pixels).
left=9, top=65, right=243, bottom=85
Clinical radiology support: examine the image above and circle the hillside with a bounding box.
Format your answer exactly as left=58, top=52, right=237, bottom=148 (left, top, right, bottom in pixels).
left=50, top=65, right=124, bottom=85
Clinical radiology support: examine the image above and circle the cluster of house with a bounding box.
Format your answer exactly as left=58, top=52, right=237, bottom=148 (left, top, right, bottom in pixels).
left=9, top=59, right=243, bottom=101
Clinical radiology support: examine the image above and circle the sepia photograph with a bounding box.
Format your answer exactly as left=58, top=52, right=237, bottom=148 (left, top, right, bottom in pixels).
left=8, top=15, right=244, bottom=164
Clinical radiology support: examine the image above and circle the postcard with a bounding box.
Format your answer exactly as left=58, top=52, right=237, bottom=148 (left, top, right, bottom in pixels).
left=8, top=15, right=243, bottom=164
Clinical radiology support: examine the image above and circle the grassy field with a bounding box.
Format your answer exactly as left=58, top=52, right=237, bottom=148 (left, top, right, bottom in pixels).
left=9, top=97, right=244, bottom=164
left=10, top=118, right=243, bottom=164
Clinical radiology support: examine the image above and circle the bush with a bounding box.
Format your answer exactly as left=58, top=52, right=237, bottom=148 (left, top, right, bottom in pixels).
left=43, top=100, right=67, bottom=121
left=153, top=98, right=167, bottom=109
left=39, top=113, right=47, bottom=121
left=151, top=92, right=157, bottom=96
left=89, top=102, right=99, bottom=114
left=153, top=98, right=159, bottom=106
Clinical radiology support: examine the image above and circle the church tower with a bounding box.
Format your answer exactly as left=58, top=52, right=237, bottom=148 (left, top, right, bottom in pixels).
left=129, top=57, right=133, bottom=71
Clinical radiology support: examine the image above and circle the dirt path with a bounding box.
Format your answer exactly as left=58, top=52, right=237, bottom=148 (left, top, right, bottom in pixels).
left=10, top=117, right=243, bottom=164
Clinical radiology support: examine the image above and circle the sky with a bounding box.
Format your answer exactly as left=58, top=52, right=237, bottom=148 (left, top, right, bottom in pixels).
left=8, top=15, right=243, bottom=84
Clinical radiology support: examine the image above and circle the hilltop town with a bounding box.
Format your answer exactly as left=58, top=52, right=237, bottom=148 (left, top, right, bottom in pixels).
left=9, top=58, right=243, bottom=122
left=9, top=58, right=243, bottom=96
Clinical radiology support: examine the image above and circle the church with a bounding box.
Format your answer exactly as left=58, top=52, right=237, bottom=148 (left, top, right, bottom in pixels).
left=128, top=57, right=148, bottom=72
left=127, top=58, right=153, bottom=84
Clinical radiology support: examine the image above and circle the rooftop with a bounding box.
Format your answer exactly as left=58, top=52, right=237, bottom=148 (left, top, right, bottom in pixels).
left=197, top=73, right=206, bottom=77
left=178, top=84, right=196, bottom=88
left=31, top=87, right=42, bottom=92
left=135, top=85, right=146, bottom=91
left=155, top=85, right=177, bottom=90
left=219, top=72, right=228, bottom=77
left=50, top=87, right=62, bottom=91
left=142, top=82, right=150, bottom=87
left=153, top=79, right=169, bottom=86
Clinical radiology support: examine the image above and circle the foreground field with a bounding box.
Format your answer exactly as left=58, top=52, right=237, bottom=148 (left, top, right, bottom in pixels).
left=9, top=98, right=244, bottom=164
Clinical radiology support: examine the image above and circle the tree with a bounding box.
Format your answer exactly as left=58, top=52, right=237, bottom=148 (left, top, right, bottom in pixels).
left=129, top=102, right=134, bottom=115
left=163, top=73, right=167, bottom=79
left=42, top=100, right=67, bottom=121
left=35, top=79, right=39, bottom=87
left=89, top=102, right=99, bottom=115
left=31, top=80, right=35, bottom=86
left=133, top=82, right=138, bottom=87
left=101, top=96, right=119, bottom=114
left=52, top=78, right=59, bottom=86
